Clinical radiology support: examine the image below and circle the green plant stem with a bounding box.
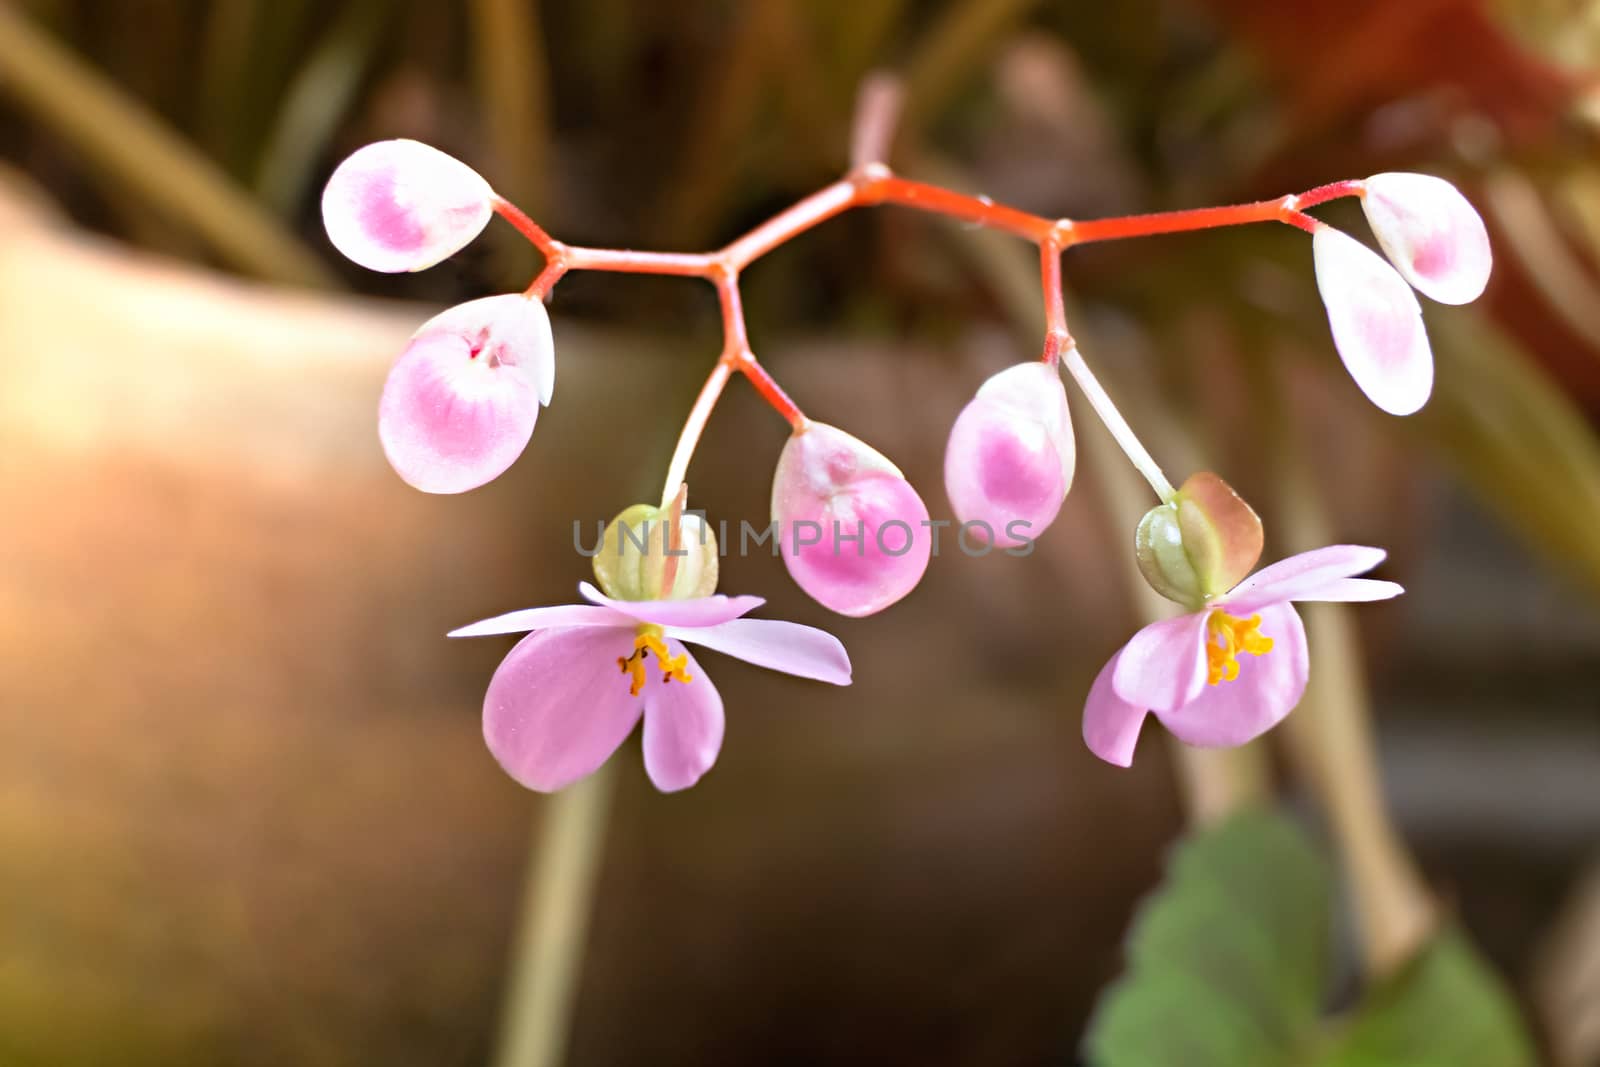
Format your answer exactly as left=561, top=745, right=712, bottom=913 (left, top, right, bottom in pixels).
left=0, top=3, right=333, bottom=287
left=1272, top=465, right=1436, bottom=978
left=491, top=761, right=618, bottom=1067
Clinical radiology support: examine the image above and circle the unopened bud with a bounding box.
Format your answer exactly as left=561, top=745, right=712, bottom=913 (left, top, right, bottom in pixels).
left=1134, top=472, right=1263, bottom=607
left=592, top=498, right=719, bottom=602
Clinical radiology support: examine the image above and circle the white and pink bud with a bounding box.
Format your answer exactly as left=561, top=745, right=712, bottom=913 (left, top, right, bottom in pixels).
left=770, top=423, right=931, bottom=617
left=378, top=294, right=553, bottom=494
left=1361, top=172, right=1491, bottom=306
left=943, top=361, right=1074, bottom=548
left=322, top=139, right=494, bottom=273
left=1312, top=226, right=1434, bottom=416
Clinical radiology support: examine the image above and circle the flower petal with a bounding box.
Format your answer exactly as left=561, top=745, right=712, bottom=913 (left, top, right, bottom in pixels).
left=448, top=604, right=628, bottom=638
left=669, top=618, right=851, bottom=685
left=577, top=581, right=763, bottom=628
left=1111, top=612, right=1209, bottom=714
left=482, top=627, right=642, bottom=792
left=1362, top=172, right=1491, bottom=306
left=378, top=332, right=539, bottom=494
left=416, top=293, right=555, bottom=407
left=943, top=361, right=1074, bottom=548
left=1313, top=226, right=1434, bottom=416
left=1156, top=603, right=1309, bottom=748
left=1082, top=648, right=1150, bottom=768
left=321, top=139, right=493, bottom=273
left=771, top=422, right=933, bottom=617
left=641, top=644, right=724, bottom=792
left=1223, top=545, right=1389, bottom=613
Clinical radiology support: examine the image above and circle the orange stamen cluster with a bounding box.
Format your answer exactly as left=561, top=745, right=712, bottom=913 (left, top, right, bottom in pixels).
left=616, top=629, right=692, bottom=697
left=1205, top=609, right=1274, bottom=685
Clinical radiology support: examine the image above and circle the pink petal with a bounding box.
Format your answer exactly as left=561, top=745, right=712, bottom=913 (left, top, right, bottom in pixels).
left=771, top=422, right=932, bottom=617
left=1312, top=226, right=1434, bottom=416
left=641, top=644, right=724, bottom=792
left=944, top=361, right=1074, bottom=548
left=577, top=581, right=763, bottom=628
left=1362, top=172, right=1491, bottom=306
left=1223, top=544, right=1390, bottom=613
left=482, top=627, right=643, bottom=792
left=416, top=293, right=556, bottom=407
left=448, top=604, right=628, bottom=638
left=1111, top=612, right=1209, bottom=714
left=321, top=139, right=493, bottom=273
left=1082, top=649, right=1150, bottom=767
left=378, top=331, right=538, bottom=494
left=669, top=618, right=851, bottom=685
left=1156, top=603, right=1309, bottom=748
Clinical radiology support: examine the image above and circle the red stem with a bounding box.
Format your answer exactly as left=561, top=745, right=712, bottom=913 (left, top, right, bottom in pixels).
left=714, top=273, right=804, bottom=428
left=491, top=166, right=1360, bottom=448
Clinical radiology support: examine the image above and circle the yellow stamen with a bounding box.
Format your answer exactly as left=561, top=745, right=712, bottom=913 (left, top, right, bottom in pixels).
left=615, top=626, right=692, bottom=696
left=1205, top=609, right=1274, bottom=686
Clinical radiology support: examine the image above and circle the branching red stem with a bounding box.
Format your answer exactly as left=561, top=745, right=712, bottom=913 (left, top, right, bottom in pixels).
left=490, top=119, right=1363, bottom=491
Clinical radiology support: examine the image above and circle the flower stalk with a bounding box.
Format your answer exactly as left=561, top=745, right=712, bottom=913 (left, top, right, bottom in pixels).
left=491, top=762, right=617, bottom=1067
left=479, top=78, right=1371, bottom=498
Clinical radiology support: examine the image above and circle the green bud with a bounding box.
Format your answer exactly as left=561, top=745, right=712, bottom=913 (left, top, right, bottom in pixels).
left=1136, top=503, right=1202, bottom=606
left=1134, top=472, right=1263, bottom=607
left=592, top=501, right=719, bottom=601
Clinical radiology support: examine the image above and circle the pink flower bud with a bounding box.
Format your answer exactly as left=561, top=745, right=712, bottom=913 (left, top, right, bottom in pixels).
left=378, top=294, right=552, bottom=493
left=771, top=422, right=931, bottom=617
left=322, top=139, right=494, bottom=273
left=1312, top=226, right=1434, bottom=416
left=943, top=361, right=1074, bottom=548
left=1361, top=172, right=1491, bottom=306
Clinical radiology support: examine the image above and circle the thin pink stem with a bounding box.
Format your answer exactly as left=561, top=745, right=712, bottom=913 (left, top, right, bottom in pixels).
left=659, top=360, right=733, bottom=509
left=1293, top=178, right=1366, bottom=209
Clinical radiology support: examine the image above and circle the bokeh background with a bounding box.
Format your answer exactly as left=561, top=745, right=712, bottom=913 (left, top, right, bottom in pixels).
left=2, top=0, right=1598, bottom=1064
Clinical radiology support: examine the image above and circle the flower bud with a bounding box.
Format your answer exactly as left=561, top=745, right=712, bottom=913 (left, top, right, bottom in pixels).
left=1134, top=472, right=1263, bottom=606
left=1312, top=226, right=1434, bottom=416
left=943, top=362, right=1074, bottom=548
left=322, top=139, right=494, bottom=273
left=592, top=501, right=719, bottom=602
left=1361, top=172, right=1491, bottom=306
left=378, top=294, right=551, bottom=493
left=771, top=422, right=931, bottom=617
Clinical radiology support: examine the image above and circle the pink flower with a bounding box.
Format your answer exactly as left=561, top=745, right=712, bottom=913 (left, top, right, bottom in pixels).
left=451, top=582, right=851, bottom=792
left=379, top=294, right=554, bottom=494
left=944, top=362, right=1075, bottom=547
left=771, top=422, right=932, bottom=617
left=322, top=139, right=494, bottom=273
left=1312, top=226, right=1434, bottom=416
left=1082, top=545, right=1402, bottom=767
left=1361, top=172, right=1492, bottom=306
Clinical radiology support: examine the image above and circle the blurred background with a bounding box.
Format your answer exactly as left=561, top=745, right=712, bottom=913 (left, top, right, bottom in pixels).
left=2, top=0, right=1598, bottom=1063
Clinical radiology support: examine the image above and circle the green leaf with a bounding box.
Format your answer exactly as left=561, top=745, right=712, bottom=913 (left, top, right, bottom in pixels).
left=1084, top=809, right=1333, bottom=1067
left=1318, top=931, right=1537, bottom=1067
left=1085, top=810, right=1537, bottom=1067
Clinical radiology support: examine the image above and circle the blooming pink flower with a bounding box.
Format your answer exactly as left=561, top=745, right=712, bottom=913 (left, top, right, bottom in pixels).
left=379, top=293, right=554, bottom=494
left=944, top=361, right=1075, bottom=547
left=771, top=422, right=932, bottom=617
left=451, top=582, right=851, bottom=792
left=1361, top=172, right=1492, bottom=306
left=1082, top=545, right=1402, bottom=767
left=1312, top=226, right=1434, bottom=416
left=322, top=139, right=494, bottom=273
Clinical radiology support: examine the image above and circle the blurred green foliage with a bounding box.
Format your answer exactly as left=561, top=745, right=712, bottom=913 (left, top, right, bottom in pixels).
left=1086, top=810, right=1536, bottom=1067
